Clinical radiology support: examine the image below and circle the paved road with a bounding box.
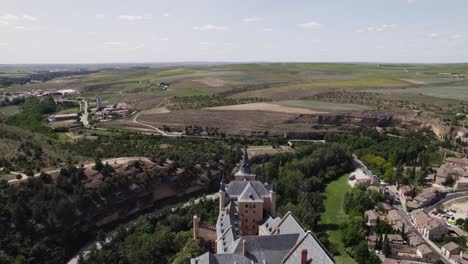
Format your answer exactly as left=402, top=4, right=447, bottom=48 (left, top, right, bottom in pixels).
left=423, top=191, right=468, bottom=213
left=67, top=192, right=219, bottom=264
left=80, top=100, right=89, bottom=128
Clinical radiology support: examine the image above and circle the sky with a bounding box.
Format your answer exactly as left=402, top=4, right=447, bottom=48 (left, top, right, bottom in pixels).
left=0, top=0, right=467, bottom=64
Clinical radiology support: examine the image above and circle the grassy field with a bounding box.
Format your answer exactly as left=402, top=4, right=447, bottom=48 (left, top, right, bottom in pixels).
left=57, top=107, right=80, bottom=114
left=320, top=174, right=356, bottom=264
left=364, top=84, right=468, bottom=100
left=0, top=105, right=19, bottom=116
left=277, top=100, right=369, bottom=111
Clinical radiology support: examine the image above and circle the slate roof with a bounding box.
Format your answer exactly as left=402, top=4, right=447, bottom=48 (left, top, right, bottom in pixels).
left=282, top=231, right=335, bottom=264
left=259, top=216, right=282, bottom=235
left=272, top=211, right=305, bottom=236
left=232, top=234, right=300, bottom=264
left=442, top=241, right=461, bottom=252
left=238, top=182, right=264, bottom=202
left=235, top=148, right=256, bottom=177
left=191, top=252, right=251, bottom=264
left=216, top=201, right=241, bottom=253
left=225, top=181, right=270, bottom=198
left=194, top=211, right=335, bottom=264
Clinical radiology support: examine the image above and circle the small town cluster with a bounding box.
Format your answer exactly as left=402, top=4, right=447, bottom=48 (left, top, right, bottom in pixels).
left=351, top=155, right=468, bottom=264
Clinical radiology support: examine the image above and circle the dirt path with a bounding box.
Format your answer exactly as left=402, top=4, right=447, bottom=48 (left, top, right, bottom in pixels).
left=8, top=157, right=150, bottom=183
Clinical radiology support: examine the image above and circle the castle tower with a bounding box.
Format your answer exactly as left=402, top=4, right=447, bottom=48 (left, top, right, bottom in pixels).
left=193, top=215, right=200, bottom=239
left=270, top=182, right=276, bottom=217
left=234, top=147, right=256, bottom=181
left=96, top=96, right=102, bottom=110
left=219, top=174, right=226, bottom=210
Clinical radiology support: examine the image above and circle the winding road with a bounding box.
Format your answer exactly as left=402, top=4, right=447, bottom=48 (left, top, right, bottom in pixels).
left=67, top=192, right=219, bottom=264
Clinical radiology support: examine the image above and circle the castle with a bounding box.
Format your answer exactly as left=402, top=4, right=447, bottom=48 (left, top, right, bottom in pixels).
left=191, top=148, right=335, bottom=264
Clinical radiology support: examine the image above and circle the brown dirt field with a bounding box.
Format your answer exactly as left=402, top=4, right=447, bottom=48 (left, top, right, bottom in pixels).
left=137, top=109, right=344, bottom=136
left=247, top=145, right=294, bottom=157
left=400, top=79, right=427, bottom=85
left=142, top=107, right=171, bottom=114
left=206, top=102, right=326, bottom=114
left=123, top=93, right=167, bottom=110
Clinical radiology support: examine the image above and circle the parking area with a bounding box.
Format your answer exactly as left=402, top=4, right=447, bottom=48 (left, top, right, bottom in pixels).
left=431, top=197, right=468, bottom=225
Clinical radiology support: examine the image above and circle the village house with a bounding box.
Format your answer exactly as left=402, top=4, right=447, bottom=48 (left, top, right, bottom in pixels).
left=191, top=149, right=334, bottom=264
left=411, top=210, right=447, bottom=240
left=365, top=210, right=379, bottom=227
left=416, top=244, right=438, bottom=262
left=407, top=232, right=425, bottom=247
left=387, top=209, right=403, bottom=225
left=47, top=113, right=78, bottom=122
left=407, top=187, right=442, bottom=209
left=441, top=242, right=462, bottom=258
left=452, top=251, right=468, bottom=264
left=435, top=157, right=468, bottom=190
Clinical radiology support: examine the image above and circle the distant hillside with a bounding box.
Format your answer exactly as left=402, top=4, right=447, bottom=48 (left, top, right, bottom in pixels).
left=0, top=123, right=82, bottom=171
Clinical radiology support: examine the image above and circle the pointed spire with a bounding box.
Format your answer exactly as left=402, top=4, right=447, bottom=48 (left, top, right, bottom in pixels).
left=270, top=181, right=276, bottom=192
left=242, top=147, right=249, bottom=163
left=219, top=173, right=225, bottom=192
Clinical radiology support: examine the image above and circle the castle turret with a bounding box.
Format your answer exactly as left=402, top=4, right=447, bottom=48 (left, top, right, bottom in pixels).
left=270, top=182, right=276, bottom=217
left=219, top=174, right=226, bottom=210
left=193, top=215, right=200, bottom=239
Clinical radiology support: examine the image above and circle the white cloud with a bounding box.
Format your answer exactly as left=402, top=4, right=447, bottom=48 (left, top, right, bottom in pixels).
left=104, top=41, right=128, bottom=47
left=0, top=20, right=8, bottom=25
left=119, top=15, right=143, bottom=21
left=0, top=14, right=37, bottom=22
left=193, top=24, right=227, bottom=31
left=428, top=33, right=439, bottom=38
left=160, top=37, right=169, bottom=41
left=118, top=15, right=151, bottom=21
left=242, top=16, right=263, bottom=23
left=357, top=24, right=397, bottom=33
left=0, top=14, right=19, bottom=21
left=0, top=43, right=7, bottom=46
left=263, top=28, right=273, bottom=32
left=15, top=26, right=26, bottom=30
left=298, top=21, right=322, bottom=29
left=95, top=14, right=105, bottom=19
left=163, top=13, right=170, bottom=17
left=451, top=34, right=463, bottom=39
left=22, top=15, right=36, bottom=21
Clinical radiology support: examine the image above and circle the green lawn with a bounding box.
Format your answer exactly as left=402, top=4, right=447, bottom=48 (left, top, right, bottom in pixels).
left=57, top=107, right=80, bottom=114
left=0, top=105, right=19, bottom=116
left=321, top=174, right=356, bottom=264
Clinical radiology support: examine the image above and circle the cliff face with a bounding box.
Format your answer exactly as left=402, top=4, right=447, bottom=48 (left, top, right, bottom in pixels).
left=286, top=111, right=397, bottom=128
left=51, top=158, right=222, bottom=228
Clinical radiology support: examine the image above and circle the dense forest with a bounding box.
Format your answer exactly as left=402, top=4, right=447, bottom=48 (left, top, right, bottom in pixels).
left=325, top=128, right=444, bottom=187
left=0, top=133, right=240, bottom=263
left=79, top=198, right=218, bottom=264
